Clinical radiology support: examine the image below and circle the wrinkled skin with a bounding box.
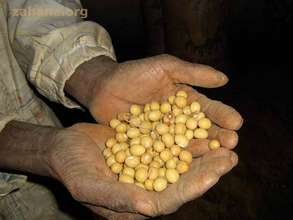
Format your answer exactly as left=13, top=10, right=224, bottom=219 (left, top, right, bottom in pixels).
left=47, top=123, right=238, bottom=220
left=58, top=54, right=243, bottom=218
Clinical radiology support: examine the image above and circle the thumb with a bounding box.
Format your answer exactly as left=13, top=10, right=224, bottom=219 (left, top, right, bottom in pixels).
left=158, top=54, right=228, bottom=88
left=75, top=177, right=157, bottom=216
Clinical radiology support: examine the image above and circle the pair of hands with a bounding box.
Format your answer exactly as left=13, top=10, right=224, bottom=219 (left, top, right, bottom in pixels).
left=48, top=55, right=242, bottom=219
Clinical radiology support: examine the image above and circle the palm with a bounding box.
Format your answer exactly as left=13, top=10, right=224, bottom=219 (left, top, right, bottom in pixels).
left=90, top=55, right=242, bottom=133
left=61, top=123, right=238, bottom=219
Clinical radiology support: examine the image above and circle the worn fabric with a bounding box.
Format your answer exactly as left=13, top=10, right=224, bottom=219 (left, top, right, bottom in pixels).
left=0, top=0, right=115, bottom=218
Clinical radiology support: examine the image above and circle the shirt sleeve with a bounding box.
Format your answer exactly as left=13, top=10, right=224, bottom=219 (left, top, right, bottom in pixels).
left=7, top=0, right=116, bottom=108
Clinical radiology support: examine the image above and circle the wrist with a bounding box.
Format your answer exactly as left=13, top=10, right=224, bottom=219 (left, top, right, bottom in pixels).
left=0, top=121, right=61, bottom=177
left=65, top=55, right=118, bottom=108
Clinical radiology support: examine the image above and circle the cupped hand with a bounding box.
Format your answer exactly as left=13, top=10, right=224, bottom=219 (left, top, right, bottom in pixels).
left=88, top=55, right=243, bottom=154
left=47, top=123, right=238, bottom=220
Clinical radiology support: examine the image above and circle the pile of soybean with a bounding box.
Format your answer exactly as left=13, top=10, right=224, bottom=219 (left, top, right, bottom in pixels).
left=103, top=91, right=221, bottom=192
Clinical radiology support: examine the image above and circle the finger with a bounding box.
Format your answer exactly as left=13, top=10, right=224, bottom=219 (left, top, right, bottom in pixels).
left=87, top=205, right=145, bottom=220
left=155, top=149, right=238, bottom=215
left=156, top=163, right=220, bottom=215
left=187, top=90, right=243, bottom=130
left=208, top=124, right=239, bottom=149
left=157, top=55, right=228, bottom=88
left=199, top=148, right=239, bottom=170
left=187, top=126, right=238, bottom=157
left=186, top=139, right=210, bottom=157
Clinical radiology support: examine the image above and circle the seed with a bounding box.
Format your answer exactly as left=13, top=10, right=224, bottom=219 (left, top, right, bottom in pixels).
left=172, top=106, right=183, bottom=116
left=170, top=145, right=181, bottom=156
left=150, top=101, right=160, bottom=110
left=194, top=128, right=209, bottom=139
left=198, top=118, right=212, bottom=129
left=130, top=137, right=141, bottom=145
left=209, top=139, right=221, bottom=150
left=135, top=182, right=145, bottom=189
left=103, top=148, right=112, bottom=159
left=120, top=142, right=129, bottom=150
left=106, top=138, right=117, bottom=148
left=173, top=157, right=179, bottom=163
left=153, top=140, right=165, bottom=152
left=160, top=149, right=173, bottom=162
left=183, top=106, right=191, bottom=115
left=168, top=95, right=175, bottom=104
left=119, top=174, right=134, bottom=183
left=166, top=169, right=180, bottom=183
left=116, top=133, right=128, bottom=142
left=158, top=167, right=166, bottom=177
left=162, top=133, right=174, bottom=147
left=139, top=113, right=145, bottom=121
left=116, top=123, right=127, bottom=133
left=129, top=117, right=141, bottom=127
left=154, top=156, right=164, bottom=167
left=148, top=167, right=159, bottom=180
left=144, top=112, right=150, bottom=121
left=156, top=123, right=169, bottom=135
left=163, top=113, right=175, bottom=125
left=141, top=153, right=153, bottom=165
left=110, top=119, right=121, bottom=129
left=176, top=90, right=188, bottom=98
left=148, top=110, right=161, bottom=121
left=190, top=101, right=201, bottom=113
left=127, top=127, right=140, bottom=138
left=125, top=148, right=131, bottom=157
left=130, top=105, right=142, bottom=116
left=153, top=177, right=168, bottom=192
left=118, top=112, right=131, bottom=122
left=144, top=104, right=151, bottom=112
left=136, top=164, right=148, bottom=170
left=112, top=143, right=122, bottom=154
left=111, top=163, right=123, bottom=174
left=139, top=121, right=152, bottom=134
left=135, top=168, right=148, bottom=182
left=146, top=148, right=156, bottom=157
left=145, top=179, right=154, bottom=191
left=193, top=112, right=205, bottom=121
left=176, top=161, right=189, bottom=174
left=160, top=102, right=172, bottom=113
left=175, top=123, right=187, bottom=135
left=115, top=150, right=126, bottom=163
left=169, top=124, right=175, bottom=134
left=175, top=114, right=188, bottom=124
left=130, top=144, right=145, bottom=156
left=186, top=117, right=197, bottom=130
left=185, top=129, right=194, bottom=140
left=122, top=167, right=135, bottom=177
left=166, top=159, right=177, bottom=169
left=179, top=150, right=192, bottom=164
left=125, top=156, right=140, bottom=168
left=149, top=161, right=161, bottom=168
left=175, top=134, right=189, bottom=148
left=175, top=96, right=187, bottom=108
left=141, top=136, right=153, bottom=148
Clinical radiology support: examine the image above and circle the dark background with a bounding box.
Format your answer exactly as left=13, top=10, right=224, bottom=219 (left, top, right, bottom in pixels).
left=50, top=0, right=293, bottom=219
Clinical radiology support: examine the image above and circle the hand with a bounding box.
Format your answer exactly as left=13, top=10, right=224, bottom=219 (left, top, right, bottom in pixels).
left=84, top=54, right=243, bottom=154
left=46, top=123, right=238, bottom=219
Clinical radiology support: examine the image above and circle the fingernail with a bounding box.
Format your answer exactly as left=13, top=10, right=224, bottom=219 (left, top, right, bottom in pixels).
left=217, top=71, right=228, bottom=82
left=230, top=152, right=238, bottom=166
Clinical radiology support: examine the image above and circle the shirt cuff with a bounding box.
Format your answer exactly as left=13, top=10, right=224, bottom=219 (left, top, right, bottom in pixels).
left=29, top=21, right=116, bottom=109
left=0, top=113, right=17, bottom=133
